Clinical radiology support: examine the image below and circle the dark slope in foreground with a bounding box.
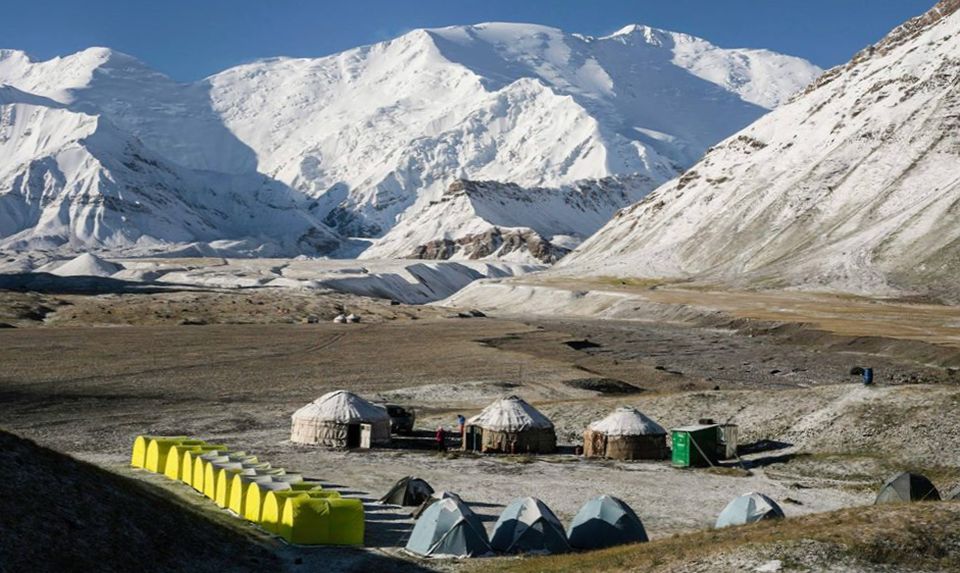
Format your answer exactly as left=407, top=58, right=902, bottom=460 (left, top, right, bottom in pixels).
left=0, top=430, right=279, bottom=573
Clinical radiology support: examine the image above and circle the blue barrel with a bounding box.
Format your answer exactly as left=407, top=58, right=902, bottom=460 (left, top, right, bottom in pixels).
left=862, top=368, right=874, bottom=385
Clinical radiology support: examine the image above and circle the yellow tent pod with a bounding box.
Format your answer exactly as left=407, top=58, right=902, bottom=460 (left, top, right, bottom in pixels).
left=193, top=453, right=230, bottom=493
left=145, top=438, right=205, bottom=473
left=130, top=435, right=185, bottom=469
left=260, top=485, right=328, bottom=533
left=261, top=491, right=308, bottom=533
left=228, top=473, right=277, bottom=516
left=204, top=461, right=244, bottom=500
left=325, top=498, right=365, bottom=546
left=180, top=447, right=227, bottom=488
left=214, top=464, right=263, bottom=508
left=163, top=445, right=202, bottom=481
left=168, top=444, right=227, bottom=482
left=163, top=440, right=227, bottom=481
left=280, top=497, right=364, bottom=545
left=244, top=481, right=292, bottom=522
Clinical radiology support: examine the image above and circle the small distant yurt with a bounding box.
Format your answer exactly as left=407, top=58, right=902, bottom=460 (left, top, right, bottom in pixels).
left=379, top=476, right=434, bottom=506
left=405, top=497, right=493, bottom=558
left=291, top=390, right=391, bottom=448
left=583, top=407, right=668, bottom=461
left=567, top=495, right=648, bottom=550
left=715, top=492, right=785, bottom=528
left=333, top=314, right=346, bottom=324
left=875, top=472, right=941, bottom=504
left=490, top=497, right=571, bottom=555
left=464, top=395, right=556, bottom=454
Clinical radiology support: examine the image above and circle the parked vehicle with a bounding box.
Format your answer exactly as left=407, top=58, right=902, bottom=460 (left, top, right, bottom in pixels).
left=386, top=405, right=415, bottom=434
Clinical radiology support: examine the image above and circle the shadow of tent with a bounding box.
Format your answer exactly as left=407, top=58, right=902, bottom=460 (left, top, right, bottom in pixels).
left=569, top=519, right=647, bottom=550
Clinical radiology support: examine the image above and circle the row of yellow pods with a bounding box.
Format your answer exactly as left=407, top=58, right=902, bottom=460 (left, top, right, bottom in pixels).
left=130, top=435, right=365, bottom=545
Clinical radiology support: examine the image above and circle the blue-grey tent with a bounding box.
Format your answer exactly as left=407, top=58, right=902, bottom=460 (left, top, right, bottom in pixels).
left=567, top=495, right=648, bottom=550
left=405, top=497, right=493, bottom=558
left=875, top=472, right=940, bottom=504
left=715, top=492, right=785, bottom=528
left=490, top=497, right=571, bottom=555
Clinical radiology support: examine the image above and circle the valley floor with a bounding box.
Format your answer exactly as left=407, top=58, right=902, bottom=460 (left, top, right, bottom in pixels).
left=1, top=282, right=958, bottom=572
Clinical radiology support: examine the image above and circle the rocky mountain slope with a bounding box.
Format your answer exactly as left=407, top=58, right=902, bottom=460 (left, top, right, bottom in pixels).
left=0, top=24, right=819, bottom=259
left=562, top=1, right=960, bottom=301
left=361, top=175, right=654, bottom=262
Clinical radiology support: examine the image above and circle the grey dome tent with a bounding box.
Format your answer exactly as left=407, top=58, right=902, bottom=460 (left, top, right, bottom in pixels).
left=490, top=497, right=571, bottom=555
left=715, top=492, right=785, bottom=528
left=405, top=497, right=493, bottom=558
left=379, top=476, right=434, bottom=506
left=875, top=472, right=941, bottom=504
left=412, top=490, right=463, bottom=519
left=567, top=495, right=648, bottom=550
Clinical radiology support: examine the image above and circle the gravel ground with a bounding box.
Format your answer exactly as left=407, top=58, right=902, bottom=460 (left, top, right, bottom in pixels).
left=1, top=289, right=959, bottom=571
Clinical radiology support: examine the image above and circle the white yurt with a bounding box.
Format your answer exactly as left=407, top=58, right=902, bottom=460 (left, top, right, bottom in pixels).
left=583, top=407, right=668, bottom=460
left=290, top=390, right=391, bottom=448
left=464, top=395, right=556, bottom=454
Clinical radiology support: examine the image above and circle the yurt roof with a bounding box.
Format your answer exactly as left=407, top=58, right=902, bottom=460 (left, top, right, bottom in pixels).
left=467, top=395, right=553, bottom=432
left=292, top=390, right=390, bottom=423
left=588, top=407, right=666, bottom=436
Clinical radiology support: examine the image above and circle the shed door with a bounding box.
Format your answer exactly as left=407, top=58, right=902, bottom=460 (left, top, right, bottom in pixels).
left=359, top=423, right=373, bottom=449
left=672, top=431, right=689, bottom=466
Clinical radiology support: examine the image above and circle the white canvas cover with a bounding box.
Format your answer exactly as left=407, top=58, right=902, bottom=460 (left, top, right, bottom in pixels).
left=715, top=492, right=784, bottom=528
left=293, top=390, right=390, bottom=424
left=588, top=407, right=666, bottom=436
left=467, top=395, right=553, bottom=432
left=291, top=390, right=391, bottom=446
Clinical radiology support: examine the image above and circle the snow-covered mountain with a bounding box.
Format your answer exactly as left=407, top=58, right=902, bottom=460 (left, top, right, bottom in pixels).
left=0, top=23, right=821, bottom=259
left=562, top=1, right=960, bottom=300
left=0, top=84, right=340, bottom=254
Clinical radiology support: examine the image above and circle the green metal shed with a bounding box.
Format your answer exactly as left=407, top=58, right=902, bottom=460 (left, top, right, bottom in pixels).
left=671, top=424, right=719, bottom=467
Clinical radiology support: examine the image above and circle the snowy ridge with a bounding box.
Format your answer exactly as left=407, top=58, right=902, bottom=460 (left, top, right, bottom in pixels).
left=562, top=1, right=960, bottom=301
left=361, top=175, right=654, bottom=263
left=0, top=23, right=821, bottom=258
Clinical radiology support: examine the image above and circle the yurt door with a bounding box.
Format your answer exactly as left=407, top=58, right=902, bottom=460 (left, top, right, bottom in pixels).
left=359, top=423, right=373, bottom=449
left=346, top=424, right=362, bottom=448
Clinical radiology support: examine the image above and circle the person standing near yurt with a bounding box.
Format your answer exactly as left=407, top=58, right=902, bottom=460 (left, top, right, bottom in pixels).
left=435, top=426, right=446, bottom=452
left=456, top=414, right=466, bottom=443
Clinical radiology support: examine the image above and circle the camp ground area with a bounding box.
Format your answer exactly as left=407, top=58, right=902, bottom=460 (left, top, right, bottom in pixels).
left=2, top=308, right=960, bottom=572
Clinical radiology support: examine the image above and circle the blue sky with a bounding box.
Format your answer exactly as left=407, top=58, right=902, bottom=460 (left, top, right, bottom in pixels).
left=1, top=0, right=937, bottom=80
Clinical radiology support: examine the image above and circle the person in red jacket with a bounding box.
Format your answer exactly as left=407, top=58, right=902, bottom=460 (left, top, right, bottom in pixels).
left=435, top=426, right=446, bottom=452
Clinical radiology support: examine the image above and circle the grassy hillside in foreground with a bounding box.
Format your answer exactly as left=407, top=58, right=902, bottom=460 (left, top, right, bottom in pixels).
left=475, top=501, right=960, bottom=573
left=0, top=429, right=281, bottom=573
